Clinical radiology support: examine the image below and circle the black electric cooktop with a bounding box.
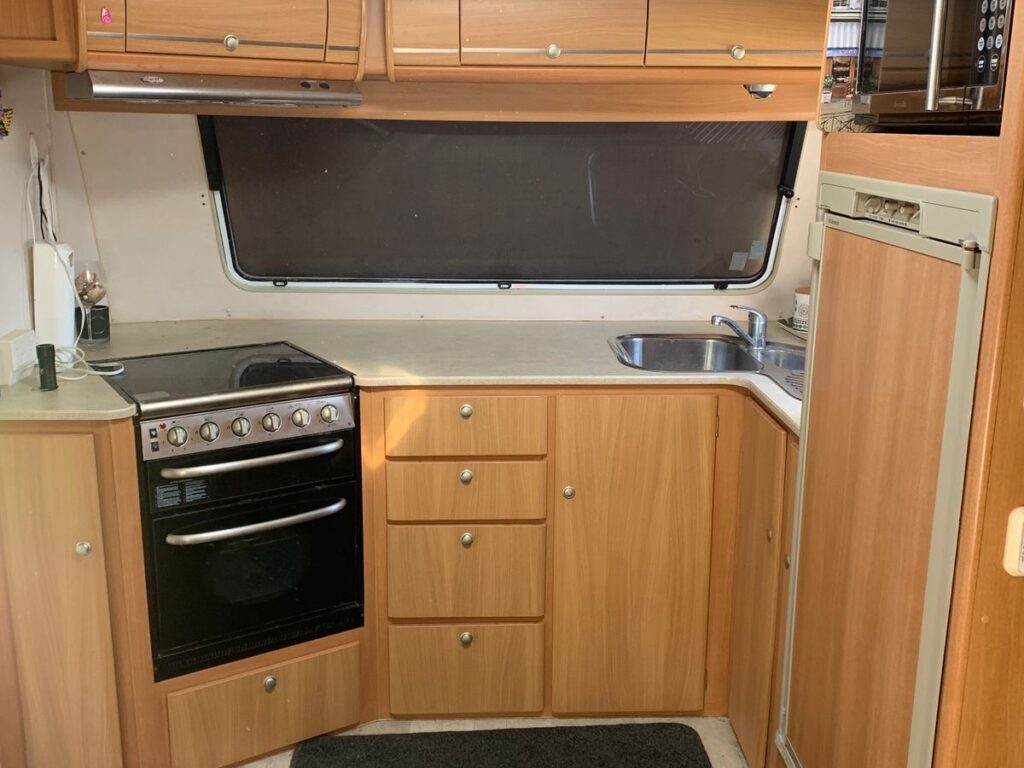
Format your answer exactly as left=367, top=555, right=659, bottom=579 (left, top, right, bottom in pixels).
left=103, top=342, right=354, bottom=416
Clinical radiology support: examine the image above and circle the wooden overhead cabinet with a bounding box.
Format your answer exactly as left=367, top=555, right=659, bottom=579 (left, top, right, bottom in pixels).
left=84, top=0, right=126, bottom=53
left=0, top=0, right=78, bottom=67
left=647, top=0, right=828, bottom=68
left=460, top=0, right=649, bottom=67
left=551, top=394, right=716, bottom=713
left=326, top=0, right=364, bottom=64
left=388, top=0, right=461, bottom=67
left=124, top=0, right=330, bottom=61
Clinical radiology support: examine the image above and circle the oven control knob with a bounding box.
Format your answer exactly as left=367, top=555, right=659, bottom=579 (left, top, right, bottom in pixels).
left=167, top=426, right=189, bottom=447
left=262, top=413, right=282, bottom=433
left=292, top=408, right=311, bottom=428
left=231, top=417, right=252, bottom=437
left=320, top=404, right=339, bottom=424
left=199, top=422, right=220, bottom=442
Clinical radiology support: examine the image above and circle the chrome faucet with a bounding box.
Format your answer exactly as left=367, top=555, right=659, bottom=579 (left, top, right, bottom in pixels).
left=712, top=305, right=768, bottom=350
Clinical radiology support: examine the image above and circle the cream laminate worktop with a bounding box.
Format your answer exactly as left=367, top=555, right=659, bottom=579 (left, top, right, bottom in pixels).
left=0, top=320, right=803, bottom=432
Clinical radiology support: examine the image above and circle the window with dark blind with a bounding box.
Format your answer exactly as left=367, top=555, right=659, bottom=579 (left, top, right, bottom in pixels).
left=201, top=118, right=804, bottom=289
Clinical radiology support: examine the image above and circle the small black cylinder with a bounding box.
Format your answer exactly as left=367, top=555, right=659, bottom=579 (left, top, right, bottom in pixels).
left=36, top=344, right=58, bottom=391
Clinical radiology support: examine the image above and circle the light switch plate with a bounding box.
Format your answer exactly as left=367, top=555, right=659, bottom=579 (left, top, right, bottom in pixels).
left=0, top=329, right=38, bottom=386
left=1002, top=507, right=1024, bottom=576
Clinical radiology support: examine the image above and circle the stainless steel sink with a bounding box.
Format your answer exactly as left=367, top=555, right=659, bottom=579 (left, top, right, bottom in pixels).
left=609, top=334, right=806, bottom=399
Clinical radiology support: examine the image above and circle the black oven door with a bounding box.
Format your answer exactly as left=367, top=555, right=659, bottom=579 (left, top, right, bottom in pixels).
left=148, top=481, right=363, bottom=679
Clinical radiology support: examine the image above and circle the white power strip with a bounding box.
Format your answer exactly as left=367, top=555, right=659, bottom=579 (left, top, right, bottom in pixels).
left=0, top=329, right=38, bottom=386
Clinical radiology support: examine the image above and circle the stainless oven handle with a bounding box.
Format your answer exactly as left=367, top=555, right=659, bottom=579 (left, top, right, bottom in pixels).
left=925, top=0, right=949, bottom=111
left=159, top=439, right=344, bottom=480
left=164, top=498, right=347, bottom=546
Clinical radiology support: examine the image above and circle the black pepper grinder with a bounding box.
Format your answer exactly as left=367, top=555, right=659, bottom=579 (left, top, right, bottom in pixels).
left=37, top=344, right=58, bottom=391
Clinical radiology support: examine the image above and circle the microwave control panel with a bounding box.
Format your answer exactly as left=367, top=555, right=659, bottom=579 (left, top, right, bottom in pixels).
left=972, top=0, right=1010, bottom=86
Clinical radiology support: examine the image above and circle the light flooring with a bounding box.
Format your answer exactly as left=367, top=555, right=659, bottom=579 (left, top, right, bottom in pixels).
left=243, top=716, right=748, bottom=767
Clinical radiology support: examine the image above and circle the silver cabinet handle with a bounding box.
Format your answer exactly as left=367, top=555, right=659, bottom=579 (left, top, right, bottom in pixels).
left=224, top=34, right=240, bottom=51
left=460, top=469, right=474, bottom=485
left=461, top=532, right=475, bottom=547
left=563, top=486, right=576, bottom=500
left=459, top=404, right=474, bottom=418
left=165, top=499, right=346, bottom=546
left=546, top=43, right=562, bottom=59
left=75, top=541, right=92, bottom=557
left=159, top=439, right=344, bottom=480
left=459, top=632, right=473, bottom=646
left=263, top=675, right=277, bottom=692
left=766, top=527, right=774, bottom=543
left=730, top=45, right=746, bottom=60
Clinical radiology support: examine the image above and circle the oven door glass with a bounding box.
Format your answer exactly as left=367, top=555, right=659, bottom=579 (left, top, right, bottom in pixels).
left=150, top=481, right=362, bottom=665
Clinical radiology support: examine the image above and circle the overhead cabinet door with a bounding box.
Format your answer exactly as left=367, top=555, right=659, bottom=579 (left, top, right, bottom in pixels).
left=647, top=0, right=828, bottom=67
left=461, top=0, right=648, bottom=67
left=390, top=0, right=461, bottom=67
left=125, top=0, right=329, bottom=61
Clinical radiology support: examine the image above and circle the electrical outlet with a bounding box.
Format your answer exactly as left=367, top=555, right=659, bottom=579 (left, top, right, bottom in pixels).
left=0, top=329, right=38, bottom=386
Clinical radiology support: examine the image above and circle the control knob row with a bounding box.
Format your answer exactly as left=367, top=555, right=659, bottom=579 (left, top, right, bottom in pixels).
left=167, top=404, right=342, bottom=446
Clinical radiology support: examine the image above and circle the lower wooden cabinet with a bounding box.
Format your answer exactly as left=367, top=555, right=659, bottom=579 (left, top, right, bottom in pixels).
left=389, top=623, right=544, bottom=715
left=167, top=643, right=361, bottom=768
left=551, top=394, right=718, bottom=713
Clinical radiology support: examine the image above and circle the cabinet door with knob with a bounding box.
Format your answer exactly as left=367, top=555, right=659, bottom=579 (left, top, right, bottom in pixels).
left=460, top=0, right=648, bottom=67
left=551, top=394, right=717, bottom=713
left=0, top=429, right=123, bottom=768
left=728, top=399, right=788, bottom=768
left=646, top=0, right=828, bottom=68
left=124, top=0, right=330, bottom=61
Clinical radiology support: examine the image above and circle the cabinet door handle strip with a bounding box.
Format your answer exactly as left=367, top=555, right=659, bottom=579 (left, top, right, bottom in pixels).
left=127, top=33, right=325, bottom=50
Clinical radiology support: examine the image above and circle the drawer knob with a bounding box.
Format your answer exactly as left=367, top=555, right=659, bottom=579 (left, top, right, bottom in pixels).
left=224, top=34, right=240, bottom=51
left=459, top=631, right=473, bottom=646
left=730, top=45, right=747, bottom=61
left=459, top=469, right=474, bottom=485
left=459, top=403, right=474, bottom=419
left=562, top=486, right=576, bottom=500
left=263, top=675, right=277, bottom=693
left=546, top=43, right=562, bottom=59
left=460, top=532, right=475, bottom=547
left=75, top=541, right=92, bottom=557
left=766, top=527, right=774, bottom=543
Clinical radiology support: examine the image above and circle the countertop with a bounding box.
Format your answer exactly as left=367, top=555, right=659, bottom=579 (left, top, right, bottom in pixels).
left=0, top=320, right=803, bottom=432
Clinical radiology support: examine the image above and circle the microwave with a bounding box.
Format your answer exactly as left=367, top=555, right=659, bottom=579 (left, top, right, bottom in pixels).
left=855, top=0, right=1013, bottom=130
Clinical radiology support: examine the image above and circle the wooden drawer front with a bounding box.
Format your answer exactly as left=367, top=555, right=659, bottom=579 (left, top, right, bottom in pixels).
left=387, top=460, right=547, bottom=521
left=86, top=0, right=126, bottom=52
left=389, top=623, right=544, bottom=715
left=390, top=0, right=461, bottom=66
left=388, top=524, right=545, bottom=618
left=326, top=0, right=363, bottom=64
left=167, top=643, right=360, bottom=768
left=647, top=0, right=828, bottom=68
left=384, top=395, right=547, bottom=457
left=126, top=0, right=329, bottom=61
left=461, top=0, right=648, bottom=67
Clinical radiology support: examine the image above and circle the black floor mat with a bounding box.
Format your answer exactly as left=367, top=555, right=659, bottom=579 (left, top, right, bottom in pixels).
left=290, top=723, right=713, bottom=768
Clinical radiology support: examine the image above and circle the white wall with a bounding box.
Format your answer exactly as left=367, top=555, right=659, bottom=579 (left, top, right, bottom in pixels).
left=66, top=112, right=819, bottom=324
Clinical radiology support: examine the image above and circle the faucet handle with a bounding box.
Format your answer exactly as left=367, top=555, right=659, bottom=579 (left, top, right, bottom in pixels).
left=729, top=305, right=768, bottom=348
left=729, top=304, right=767, bottom=321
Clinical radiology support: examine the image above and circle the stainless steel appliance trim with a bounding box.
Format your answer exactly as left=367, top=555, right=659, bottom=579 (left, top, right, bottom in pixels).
left=647, top=48, right=820, bottom=55
left=926, top=0, right=950, bottom=110
left=164, top=498, right=347, bottom=546
left=862, top=85, right=971, bottom=115
left=127, top=32, right=325, bottom=50
left=159, top=439, right=345, bottom=480
left=137, top=376, right=354, bottom=417
left=462, top=47, right=644, bottom=55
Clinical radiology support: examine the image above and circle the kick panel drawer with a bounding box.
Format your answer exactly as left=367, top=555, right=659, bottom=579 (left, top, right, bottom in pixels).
left=389, top=623, right=544, bottom=715
left=384, top=395, right=548, bottom=457
left=388, top=524, right=546, bottom=618
left=166, top=643, right=360, bottom=768
left=125, top=0, right=329, bottom=61
left=386, top=460, right=547, bottom=521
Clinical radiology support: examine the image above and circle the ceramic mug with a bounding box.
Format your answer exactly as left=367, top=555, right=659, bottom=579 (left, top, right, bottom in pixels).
left=793, top=286, right=811, bottom=331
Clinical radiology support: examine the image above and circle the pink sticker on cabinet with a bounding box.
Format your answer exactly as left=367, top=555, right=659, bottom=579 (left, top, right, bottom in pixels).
left=101, top=6, right=113, bottom=25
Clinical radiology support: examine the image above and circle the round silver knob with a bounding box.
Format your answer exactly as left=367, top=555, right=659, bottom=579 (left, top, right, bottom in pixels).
left=231, top=417, right=251, bottom=437
left=167, top=426, right=189, bottom=447
left=199, top=422, right=220, bottom=442
left=292, top=408, right=311, bottom=428
left=262, top=413, right=281, bottom=433
left=766, top=527, right=774, bottom=543
left=459, top=404, right=474, bottom=419
left=460, top=469, right=474, bottom=485
left=224, top=34, right=240, bottom=51
left=459, top=632, right=473, bottom=646
left=546, top=43, right=562, bottom=59
left=263, top=675, right=277, bottom=693
left=75, top=541, right=92, bottom=557
left=320, top=404, right=339, bottom=424
left=730, top=45, right=747, bottom=60
left=563, top=486, right=576, bottom=500
left=461, top=532, right=475, bottom=547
